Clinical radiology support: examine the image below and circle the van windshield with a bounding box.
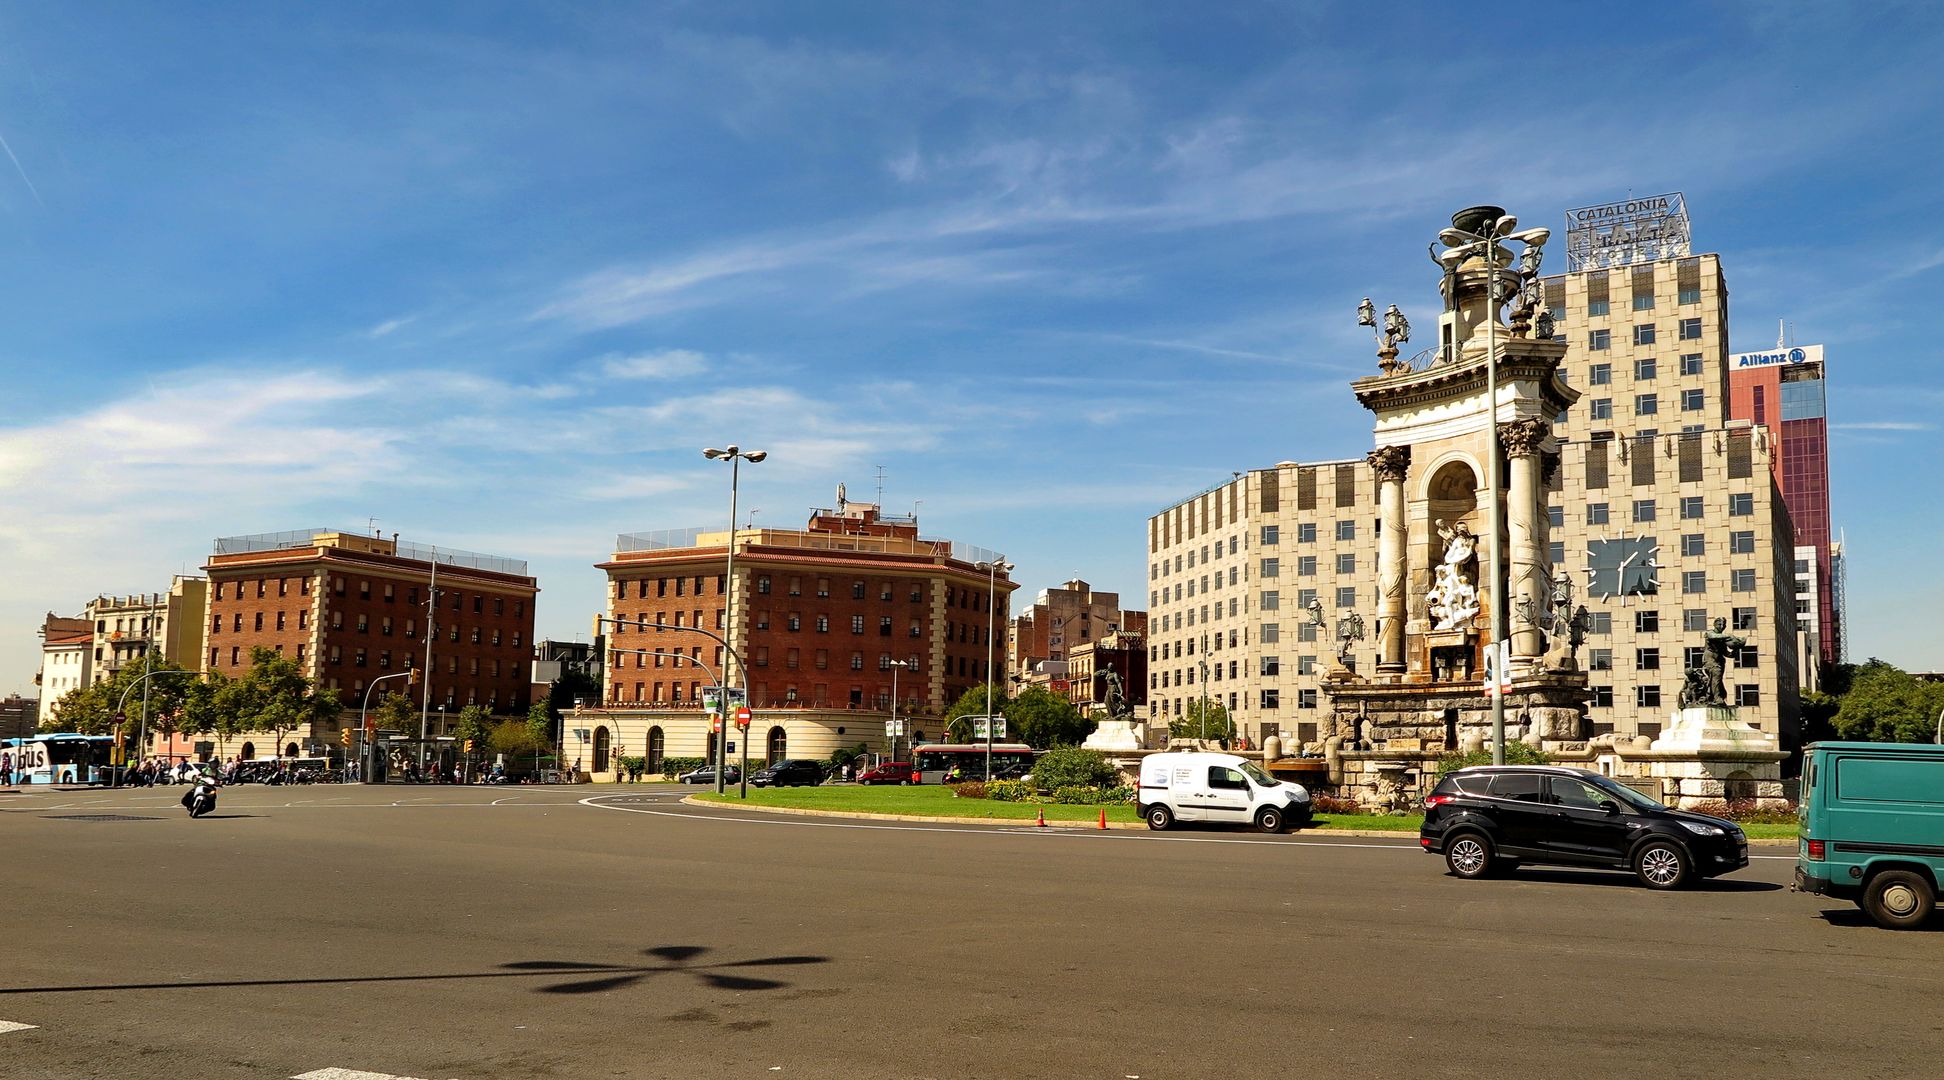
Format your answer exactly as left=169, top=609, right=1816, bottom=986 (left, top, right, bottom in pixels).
left=1239, top=761, right=1278, bottom=787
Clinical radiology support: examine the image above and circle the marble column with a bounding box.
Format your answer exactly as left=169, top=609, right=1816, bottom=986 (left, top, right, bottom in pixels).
left=1500, top=418, right=1550, bottom=661
left=1367, top=445, right=1411, bottom=674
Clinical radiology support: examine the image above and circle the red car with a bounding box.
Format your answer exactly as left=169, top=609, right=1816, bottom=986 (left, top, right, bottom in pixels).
left=859, top=762, right=913, bottom=785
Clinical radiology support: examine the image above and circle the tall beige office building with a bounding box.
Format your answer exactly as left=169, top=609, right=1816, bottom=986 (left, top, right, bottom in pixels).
left=1148, top=195, right=1801, bottom=750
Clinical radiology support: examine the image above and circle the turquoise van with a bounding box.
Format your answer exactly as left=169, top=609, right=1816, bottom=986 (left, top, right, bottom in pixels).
left=1794, top=741, right=1944, bottom=929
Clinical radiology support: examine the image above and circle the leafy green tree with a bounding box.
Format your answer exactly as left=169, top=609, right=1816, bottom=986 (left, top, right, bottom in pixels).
left=212, top=647, right=342, bottom=750
left=452, top=704, right=493, bottom=752
left=943, top=683, right=1009, bottom=742
left=525, top=700, right=553, bottom=753
left=1831, top=660, right=1944, bottom=743
left=47, top=655, right=196, bottom=743
left=371, top=691, right=420, bottom=736
left=1030, top=748, right=1117, bottom=789
left=1168, top=698, right=1233, bottom=743
left=1004, top=685, right=1094, bottom=749
left=1435, top=741, right=1551, bottom=780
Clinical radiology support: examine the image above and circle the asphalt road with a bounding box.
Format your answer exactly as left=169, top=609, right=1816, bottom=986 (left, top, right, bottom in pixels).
left=1, top=783, right=1938, bottom=1080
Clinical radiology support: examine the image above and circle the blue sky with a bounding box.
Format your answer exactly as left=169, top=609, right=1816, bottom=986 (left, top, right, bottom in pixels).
left=3, top=1, right=1942, bottom=695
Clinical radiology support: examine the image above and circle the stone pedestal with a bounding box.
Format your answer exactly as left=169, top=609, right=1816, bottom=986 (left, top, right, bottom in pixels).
left=1649, top=705, right=1778, bottom=755
left=1082, top=720, right=1144, bottom=752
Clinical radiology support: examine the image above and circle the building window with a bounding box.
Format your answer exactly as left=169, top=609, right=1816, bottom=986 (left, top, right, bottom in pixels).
left=1297, top=523, right=1316, bottom=543
left=1635, top=610, right=1659, bottom=633
left=1334, top=520, right=1354, bottom=541
left=1634, top=356, right=1657, bottom=380
left=1336, top=586, right=1356, bottom=608
left=1261, top=558, right=1279, bottom=578
left=1587, top=612, right=1612, bottom=634
left=1635, top=393, right=1658, bottom=416
left=1632, top=499, right=1656, bottom=523
left=850, top=653, right=864, bottom=671
left=1633, top=293, right=1655, bottom=311
left=1260, top=689, right=1280, bottom=709
left=1589, top=648, right=1612, bottom=671
left=1296, top=555, right=1316, bottom=576
left=787, top=614, right=801, bottom=631
left=1588, top=329, right=1610, bottom=351
left=1677, top=496, right=1703, bottom=520
left=1636, top=685, right=1662, bottom=708
left=852, top=581, right=866, bottom=599
left=1680, top=352, right=1703, bottom=376
left=1731, top=568, right=1757, bottom=593
left=1260, top=655, right=1280, bottom=677
left=1736, top=685, right=1761, bottom=707
left=1636, top=648, right=1660, bottom=671
left=1261, top=525, right=1279, bottom=545
left=1682, top=534, right=1705, bottom=557
left=1588, top=299, right=1610, bottom=317
left=1587, top=503, right=1609, bottom=525
left=1733, top=607, right=1757, bottom=631
left=1730, top=530, right=1755, bottom=554
left=1591, top=685, right=1613, bottom=708
left=1590, top=398, right=1613, bottom=420
left=1298, top=689, right=1318, bottom=709
left=1679, top=317, right=1702, bottom=340
left=1681, top=388, right=1705, bottom=412
left=757, top=576, right=771, bottom=595
left=1679, top=286, right=1700, bottom=305
left=816, top=615, right=829, bottom=633
left=1738, top=646, right=1759, bottom=670
left=1633, top=324, right=1657, bottom=346
left=880, top=617, right=893, bottom=636
left=1589, top=362, right=1612, bottom=385
left=1260, top=623, right=1280, bottom=643
left=1260, top=591, right=1279, bottom=610
left=1335, top=553, right=1355, bottom=574
left=1547, top=506, right=1565, bottom=527
left=1728, top=493, right=1754, bottom=516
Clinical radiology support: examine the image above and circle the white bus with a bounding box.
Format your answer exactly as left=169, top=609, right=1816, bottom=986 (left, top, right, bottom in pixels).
left=3, top=734, right=114, bottom=785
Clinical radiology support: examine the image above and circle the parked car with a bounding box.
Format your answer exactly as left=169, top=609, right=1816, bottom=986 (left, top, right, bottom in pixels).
left=1137, top=751, right=1312, bottom=833
left=677, top=765, right=740, bottom=785
left=858, top=762, right=914, bottom=785
left=750, top=759, right=827, bottom=788
left=1420, top=765, right=1747, bottom=889
left=1795, top=740, right=1944, bottom=929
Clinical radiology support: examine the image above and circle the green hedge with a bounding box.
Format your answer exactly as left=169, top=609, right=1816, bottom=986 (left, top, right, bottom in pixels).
left=659, top=756, right=707, bottom=780
left=1031, top=748, right=1117, bottom=790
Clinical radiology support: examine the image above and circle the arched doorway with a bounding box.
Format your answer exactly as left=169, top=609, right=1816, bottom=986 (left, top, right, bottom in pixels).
left=647, top=727, right=664, bottom=772
left=284, top=742, right=300, bottom=758
left=767, top=726, right=787, bottom=765
left=240, top=741, right=256, bottom=760
left=593, top=726, right=611, bottom=773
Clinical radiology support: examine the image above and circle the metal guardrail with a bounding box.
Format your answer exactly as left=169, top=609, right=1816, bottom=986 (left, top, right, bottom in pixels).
left=213, top=528, right=527, bottom=577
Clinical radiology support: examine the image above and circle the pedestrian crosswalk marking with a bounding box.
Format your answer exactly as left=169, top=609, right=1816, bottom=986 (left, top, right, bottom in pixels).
left=0, top=1021, right=38, bottom=1035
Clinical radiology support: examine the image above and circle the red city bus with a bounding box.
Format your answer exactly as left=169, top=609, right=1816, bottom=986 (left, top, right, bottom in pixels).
left=909, top=743, right=1034, bottom=784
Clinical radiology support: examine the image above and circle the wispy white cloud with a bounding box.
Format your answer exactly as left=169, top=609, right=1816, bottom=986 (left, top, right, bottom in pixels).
left=367, top=315, right=417, bottom=338
left=600, top=349, right=709, bottom=380
left=1832, top=421, right=1934, bottom=432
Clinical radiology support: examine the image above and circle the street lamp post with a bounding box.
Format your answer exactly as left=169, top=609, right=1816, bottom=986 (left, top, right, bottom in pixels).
left=704, top=445, right=767, bottom=795
left=420, top=551, right=442, bottom=772
left=359, top=669, right=416, bottom=783
left=888, top=659, right=910, bottom=765
left=1437, top=209, right=1550, bottom=766
left=976, top=558, right=1013, bottom=779
left=1198, top=652, right=1210, bottom=744
left=596, top=616, right=753, bottom=793
left=113, top=666, right=200, bottom=787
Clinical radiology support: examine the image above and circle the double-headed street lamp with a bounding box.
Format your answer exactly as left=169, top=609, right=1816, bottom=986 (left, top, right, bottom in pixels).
left=703, top=445, right=766, bottom=794
left=1437, top=208, right=1549, bottom=766
left=598, top=615, right=751, bottom=796
left=975, top=557, right=1013, bottom=779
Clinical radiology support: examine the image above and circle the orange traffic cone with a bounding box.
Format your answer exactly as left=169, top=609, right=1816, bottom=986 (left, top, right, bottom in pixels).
left=1098, top=808, right=1108, bottom=830
left=1035, top=807, right=1046, bottom=827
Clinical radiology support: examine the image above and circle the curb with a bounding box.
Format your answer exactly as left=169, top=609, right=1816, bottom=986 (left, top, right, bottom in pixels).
left=676, top=796, right=1800, bottom=844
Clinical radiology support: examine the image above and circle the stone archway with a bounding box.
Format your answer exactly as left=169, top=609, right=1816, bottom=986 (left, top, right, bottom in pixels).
left=767, top=726, right=787, bottom=765
left=241, top=741, right=256, bottom=761
left=592, top=726, right=611, bottom=773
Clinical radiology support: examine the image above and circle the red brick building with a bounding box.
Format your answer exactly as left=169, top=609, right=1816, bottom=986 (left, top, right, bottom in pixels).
left=203, top=530, right=540, bottom=725
left=581, top=499, right=1014, bottom=776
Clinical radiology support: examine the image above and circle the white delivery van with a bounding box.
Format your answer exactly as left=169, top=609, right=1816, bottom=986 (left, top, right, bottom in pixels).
left=1137, top=752, right=1312, bottom=833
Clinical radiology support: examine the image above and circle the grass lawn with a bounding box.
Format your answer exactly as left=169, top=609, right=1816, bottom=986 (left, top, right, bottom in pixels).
left=685, top=785, right=1802, bottom=839
left=689, top=785, right=1433, bottom=832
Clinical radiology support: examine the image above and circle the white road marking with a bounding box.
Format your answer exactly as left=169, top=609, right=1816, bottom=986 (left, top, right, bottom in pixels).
left=293, top=1069, right=450, bottom=1080
left=0, top=1020, right=38, bottom=1034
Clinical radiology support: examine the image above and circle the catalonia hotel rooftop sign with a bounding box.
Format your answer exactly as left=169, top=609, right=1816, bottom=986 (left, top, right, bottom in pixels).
left=1563, top=192, right=1691, bottom=272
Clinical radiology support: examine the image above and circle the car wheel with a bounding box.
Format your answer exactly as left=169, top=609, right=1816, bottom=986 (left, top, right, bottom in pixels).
left=1863, top=870, right=1937, bottom=930
left=1254, top=806, right=1284, bottom=834
left=1146, top=804, right=1174, bottom=831
left=1444, top=832, right=1494, bottom=879
left=1634, top=839, right=1692, bottom=890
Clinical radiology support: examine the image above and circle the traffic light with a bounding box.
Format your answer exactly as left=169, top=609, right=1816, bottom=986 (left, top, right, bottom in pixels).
left=408, top=667, right=422, bottom=685
left=340, top=729, right=353, bottom=747
left=463, top=739, right=474, bottom=753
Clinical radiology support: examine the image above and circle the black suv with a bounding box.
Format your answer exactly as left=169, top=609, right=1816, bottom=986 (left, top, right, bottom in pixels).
left=750, top=759, right=827, bottom=788
left=1420, top=765, right=1748, bottom=889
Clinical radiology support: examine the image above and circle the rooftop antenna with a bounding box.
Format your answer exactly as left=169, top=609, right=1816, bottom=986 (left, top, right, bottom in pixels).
left=874, top=464, right=886, bottom=508
left=368, top=516, right=380, bottom=536
left=1777, top=318, right=1786, bottom=350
